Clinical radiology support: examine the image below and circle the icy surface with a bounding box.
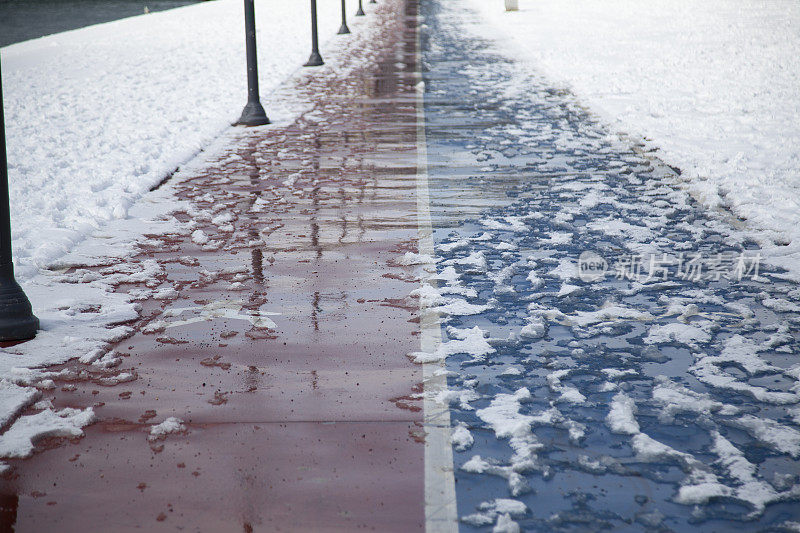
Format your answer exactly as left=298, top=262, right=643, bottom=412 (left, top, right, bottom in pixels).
left=464, top=0, right=800, bottom=282
left=422, top=0, right=800, bottom=528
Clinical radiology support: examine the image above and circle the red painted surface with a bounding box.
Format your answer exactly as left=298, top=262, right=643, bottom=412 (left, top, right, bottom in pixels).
left=0, top=0, right=427, bottom=530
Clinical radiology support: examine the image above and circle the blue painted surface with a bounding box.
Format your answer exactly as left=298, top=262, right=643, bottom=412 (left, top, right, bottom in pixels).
left=420, top=0, right=800, bottom=530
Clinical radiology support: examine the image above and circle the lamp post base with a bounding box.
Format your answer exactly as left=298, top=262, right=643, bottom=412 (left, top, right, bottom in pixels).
left=337, top=23, right=350, bottom=34
left=0, top=278, right=38, bottom=341
left=304, top=52, right=325, bottom=67
left=356, top=6, right=365, bottom=15
left=236, top=101, right=270, bottom=126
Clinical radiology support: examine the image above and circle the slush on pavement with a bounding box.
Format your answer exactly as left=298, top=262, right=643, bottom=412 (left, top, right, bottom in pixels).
left=1, top=0, right=800, bottom=531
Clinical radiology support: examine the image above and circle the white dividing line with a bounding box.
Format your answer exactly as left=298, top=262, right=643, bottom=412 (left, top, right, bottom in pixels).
left=415, top=16, right=459, bottom=533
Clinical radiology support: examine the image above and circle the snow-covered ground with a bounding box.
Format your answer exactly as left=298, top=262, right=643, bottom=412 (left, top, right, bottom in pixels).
left=0, top=0, right=378, bottom=460
left=2, top=0, right=346, bottom=280
left=465, top=0, right=800, bottom=279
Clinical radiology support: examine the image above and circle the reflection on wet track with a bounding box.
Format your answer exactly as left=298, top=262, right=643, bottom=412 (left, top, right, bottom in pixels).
left=0, top=0, right=429, bottom=530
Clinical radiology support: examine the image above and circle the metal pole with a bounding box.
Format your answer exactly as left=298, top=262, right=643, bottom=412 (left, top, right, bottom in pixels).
left=337, top=0, right=350, bottom=34
left=304, top=0, right=324, bottom=66
left=236, top=0, right=270, bottom=126
left=370, top=0, right=376, bottom=5
left=0, top=59, right=38, bottom=341
left=356, top=0, right=365, bottom=16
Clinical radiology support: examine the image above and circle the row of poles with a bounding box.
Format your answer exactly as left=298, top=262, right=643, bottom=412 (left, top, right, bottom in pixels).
left=0, top=0, right=376, bottom=341
left=237, top=0, right=375, bottom=125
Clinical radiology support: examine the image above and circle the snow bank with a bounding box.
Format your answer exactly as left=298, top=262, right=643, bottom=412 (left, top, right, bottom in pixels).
left=463, top=0, right=800, bottom=279
left=2, top=0, right=347, bottom=279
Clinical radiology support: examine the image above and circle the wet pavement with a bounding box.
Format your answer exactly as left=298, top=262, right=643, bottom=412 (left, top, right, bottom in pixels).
left=1, top=0, right=428, bottom=530
left=3, top=0, right=800, bottom=530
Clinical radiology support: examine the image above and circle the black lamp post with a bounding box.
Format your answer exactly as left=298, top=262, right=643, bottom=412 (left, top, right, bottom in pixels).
left=370, top=0, right=376, bottom=4
left=304, top=0, right=324, bottom=66
left=356, top=0, right=365, bottom=16
left=337, top=0, right=350, bottom=34
left=236, top=0, right=270, bottom=126
left=0, top=60, right=38, bottom=342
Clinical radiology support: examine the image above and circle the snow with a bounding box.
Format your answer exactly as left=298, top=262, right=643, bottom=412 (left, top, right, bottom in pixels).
left=152, top=287, right=178, bottom=300
left=691, top=357, right=799, bottom=405
left=463, top=0, right=800, bottom=280
left=540, top=232, right=572, bottom=246
left=398, top=251, right=438, bottom=266
left=546, top=369, right=586, bottom=404
left=518, top=316, right=546, bottom=339
left=601, top=369, right=637, bottom=380
left=436, top=388, right=480, bottom=411
left=493, top=242, right=517, bottom=251
left=548, top=258, right=576, bottom=281
left=409, top=326, right=495, bottom=364
left=541, top=303, right=653, bottom=329
left=0, top=1, right=380, bottom=434
left=430, top=299, right=491, bottom=317
left=0, top=381, right=40, bottom=428
left=462, top=499, right=526, bottom=530
left=452, top=422, right=475, bottom=451
left=500, top=366, right=523, bottom=377
left=525, top=269, right=543, bottom=290
left=676, top=431, right=800, bottom=517
left=675, top=469, right=732, bottom=508
left=0, top=407, right=95, bottom=459
left=606, top=392, right=639, bottom=435
left=631, top=433, right=696, bottom=469
left=477, top=388, right=535, bottom=442
left=438, top=239, right=471, bottom=253
left=473, top=388, right=544, bottom=495
left=586, top=218, right=654, bottom=243
left=430, top=265, right=461, bottom=286
left=3, top=0, right=349, bottom=279
left=690, top=335, right=799, bottom=405
left=652, top=376, right=738, bottom=423
left=149, top=417, right=186, bottom=441
left=493, top=513, right=521, bottom=533
left=410, top=284, right=450, bottom=307
left=556, top=283, right=580, bottom=297
left=461, top=512, right=494, bottom=527
left=461, top=455, right=530, bottom=497
left=643, top=322, right=712, bottom=349
left=712, top=335, right=780, bottom=375
left=191, top=229, right=210, bottom=245
left=480, top=216, right=527, bottom=232
left=443, top=250, right=488, bottom=273
left=734, top=415, right=800, bottom=458
left=762, top=297, right=800, bottom=314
